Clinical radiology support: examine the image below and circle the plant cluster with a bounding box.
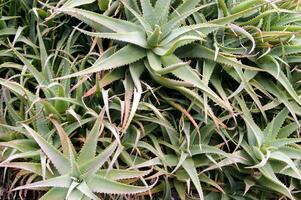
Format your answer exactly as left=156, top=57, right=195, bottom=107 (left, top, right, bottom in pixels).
left=1, top=0, right=301, bottom=199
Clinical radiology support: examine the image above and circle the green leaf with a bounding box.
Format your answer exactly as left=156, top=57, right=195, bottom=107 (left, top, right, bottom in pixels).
left=169, top=0, right=200, bottom=19
left=80, top=141, right=118, bottom=176
left=140, top=0, right=156, bottom=27
left=0, top=139, right=38, bottom=152
left=120, top=1, right=152, bottom=32
left=147, top=25, right=161, bottom=47
left=0, top=78, right=35, bottom=101
left=178, top=44, right=263, bottom=71
left=13, top=175, right=72, bottom=191
left=160, top=54, right=231, bottom=111
left=60, top=0, right=95, bottom=9
left=98, top=0, right=111, bottom=11
left=11, top=47, right=47, bottom=85
left=258, top=164, right=294, bottom=199
left=86, top=174, right=154, bottom=194
left=40, top=188, right=68, bottom=200
left=263, top=108, right=289, bottom=140
left=59, top=8, right=142, bottom=32
left=0, top=162, right=43, bottom=176
left=57, top=45, right=146, bottom=79
left=236, top=96, right=264, bottom=146
left=37, top=25, right=52, bottom=80
left=75, top=28, right=147, bottom=48
left=182, top=158, right=204, bottom=200
left=161, top=3, right=216, bottom=37
left=231, top=0, right=263, bottom=14
left=259, top=56, right=301, bottom=106
left=22, top=124, right=71, bottom=175
left=77, top=181, right=101, bottom=200
left=0, top=150, right=40, bottom=164
left=154, top=0, right=170, bottom=24
left=269, top=151, right=301, bottom=179
left=77, top=115, right=103, bottom=163
left=97, top=169, right=151, bottom=180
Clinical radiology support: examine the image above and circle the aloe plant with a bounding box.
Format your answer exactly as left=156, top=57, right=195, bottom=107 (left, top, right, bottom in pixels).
left=1, top=0, right=301, bottom=199
left=56, top=0, right=267, bottom=117
left=1, top=116, right=154, bottom=199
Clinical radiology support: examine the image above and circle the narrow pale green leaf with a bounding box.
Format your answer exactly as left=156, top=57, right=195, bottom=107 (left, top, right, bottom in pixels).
left=57, top=45, right=146, bottom=79
left=61, top=0, right=95, bottom=9
left=182, top=158, right=204, bottom=200
left=59, top=8, right=142, bottom=32
left=80, top=141, right=118, bottom=176
left=22, top=124, right=71, bottom=175
left=77, top=114, right=103, bottom=163
left=86, top=174, right=154, bottom=194
left=40, top=188, right=67, bottom=200
left=13, top=175, right=71, bottom=191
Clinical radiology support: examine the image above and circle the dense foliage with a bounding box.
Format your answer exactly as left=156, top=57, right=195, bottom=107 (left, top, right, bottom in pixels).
left=1, top=0, right=301, bottom=199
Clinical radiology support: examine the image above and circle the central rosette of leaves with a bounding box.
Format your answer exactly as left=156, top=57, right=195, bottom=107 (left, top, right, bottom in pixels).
left=146, top=24, right=161, bottom=48
left=57, top=0, right=246, bottom=114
